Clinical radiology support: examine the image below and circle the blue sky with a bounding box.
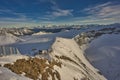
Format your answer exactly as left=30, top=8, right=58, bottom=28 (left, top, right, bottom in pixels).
left=0, top=0, right=120, bottom=27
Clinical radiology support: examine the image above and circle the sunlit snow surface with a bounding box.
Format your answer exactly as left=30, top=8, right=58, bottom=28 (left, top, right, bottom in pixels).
left=85, top=34, right=120, bottom=80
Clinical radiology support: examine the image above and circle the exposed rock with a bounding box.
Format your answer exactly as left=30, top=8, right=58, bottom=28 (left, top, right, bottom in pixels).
left=4, top=58, right=61, bottom=80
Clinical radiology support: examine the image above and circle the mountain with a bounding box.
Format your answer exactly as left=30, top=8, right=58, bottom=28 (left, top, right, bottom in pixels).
left=0, top=24, right=120, bottom=80
left=0, top=37, right=106, bottom=80
left=75, top=26, right=120, bottom=80
left=0, top=31, right=24, bottom=45
left=49, top=37, right=106, bottom=80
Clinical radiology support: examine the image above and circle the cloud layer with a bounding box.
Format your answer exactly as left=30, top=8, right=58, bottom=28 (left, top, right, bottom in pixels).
left=77, top=2, right=120, bottom=24
left=0, top=0, right=119, bottom=26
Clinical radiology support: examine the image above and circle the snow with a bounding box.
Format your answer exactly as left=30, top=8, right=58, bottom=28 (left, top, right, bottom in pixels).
left=0, top=54, right=31, bottom=80
left=50, top=37, right=106, bottom=80
left=0, top=54, right=28, bottom=66
left=8, top=29, right=84, bottom=55
left=0, top=33, right=24, bottom=45
left=1, top=26, right=116, bottom=55
left=0, top=67, right=32, bottom=80
left=85, top=34, right=120, bottom=80
left=32, top=31, right=52, bottom=35
left=0, top=26, right=119, bottom=80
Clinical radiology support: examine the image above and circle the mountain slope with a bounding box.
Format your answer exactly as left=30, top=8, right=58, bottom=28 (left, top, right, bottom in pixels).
left=0, top=37, right=106, bottom=80
left=74, top=27, right=120, bottom=80
left=0, top=32, right=23, bottom=45
left=85, top=34, right=120, bottom=80
left=50, top=37, right=106, bottom=80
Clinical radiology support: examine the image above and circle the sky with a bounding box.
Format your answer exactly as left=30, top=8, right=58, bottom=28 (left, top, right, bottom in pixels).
left=0, top=0, right=120, bottom=27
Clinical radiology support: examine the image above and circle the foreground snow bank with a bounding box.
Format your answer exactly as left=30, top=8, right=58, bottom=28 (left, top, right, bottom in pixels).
left=0, top=67, right=32, bottom=80
left=0, top=54, right=31, bottom=80
left=85, top=34, right=120, bottom=80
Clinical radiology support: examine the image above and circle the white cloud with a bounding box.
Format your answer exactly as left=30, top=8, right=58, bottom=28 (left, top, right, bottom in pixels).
left=71, top=2, right=120, bottom=24
left=51, top=9, right=73, bottom=17
left=41, top=0, right=73, bottom=19
left=44, top=1, right=120, bottom=24
left=83, top=2, right=120, bottom=19
left=44, top=8, right=73, bottom=20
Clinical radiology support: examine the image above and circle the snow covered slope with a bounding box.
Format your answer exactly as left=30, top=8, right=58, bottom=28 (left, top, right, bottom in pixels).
left=50, top=37, right=106, bottom=80
left=0, top=55, right=31, bottom=80
left=0, top=32, right=23, bottom=45
left=9, top=29, right=84, bottom=55
left=0, top=67, right=32, bottom=80
left=0, top=25, right=120, bottom=80
left=0, top=37, right=106, bottom=80
left=85, top=34, right=120, bottom=80
left=75, top=27, right=120, bottom=80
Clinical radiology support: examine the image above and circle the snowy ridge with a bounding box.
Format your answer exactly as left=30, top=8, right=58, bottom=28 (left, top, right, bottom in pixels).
left=0, top=32, right=24, bottom=45
left=0, top=28, right=33, bottom=36
left=0, top=32, right=23, bottom=56
left=50, top=37, right=106, bottom=80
